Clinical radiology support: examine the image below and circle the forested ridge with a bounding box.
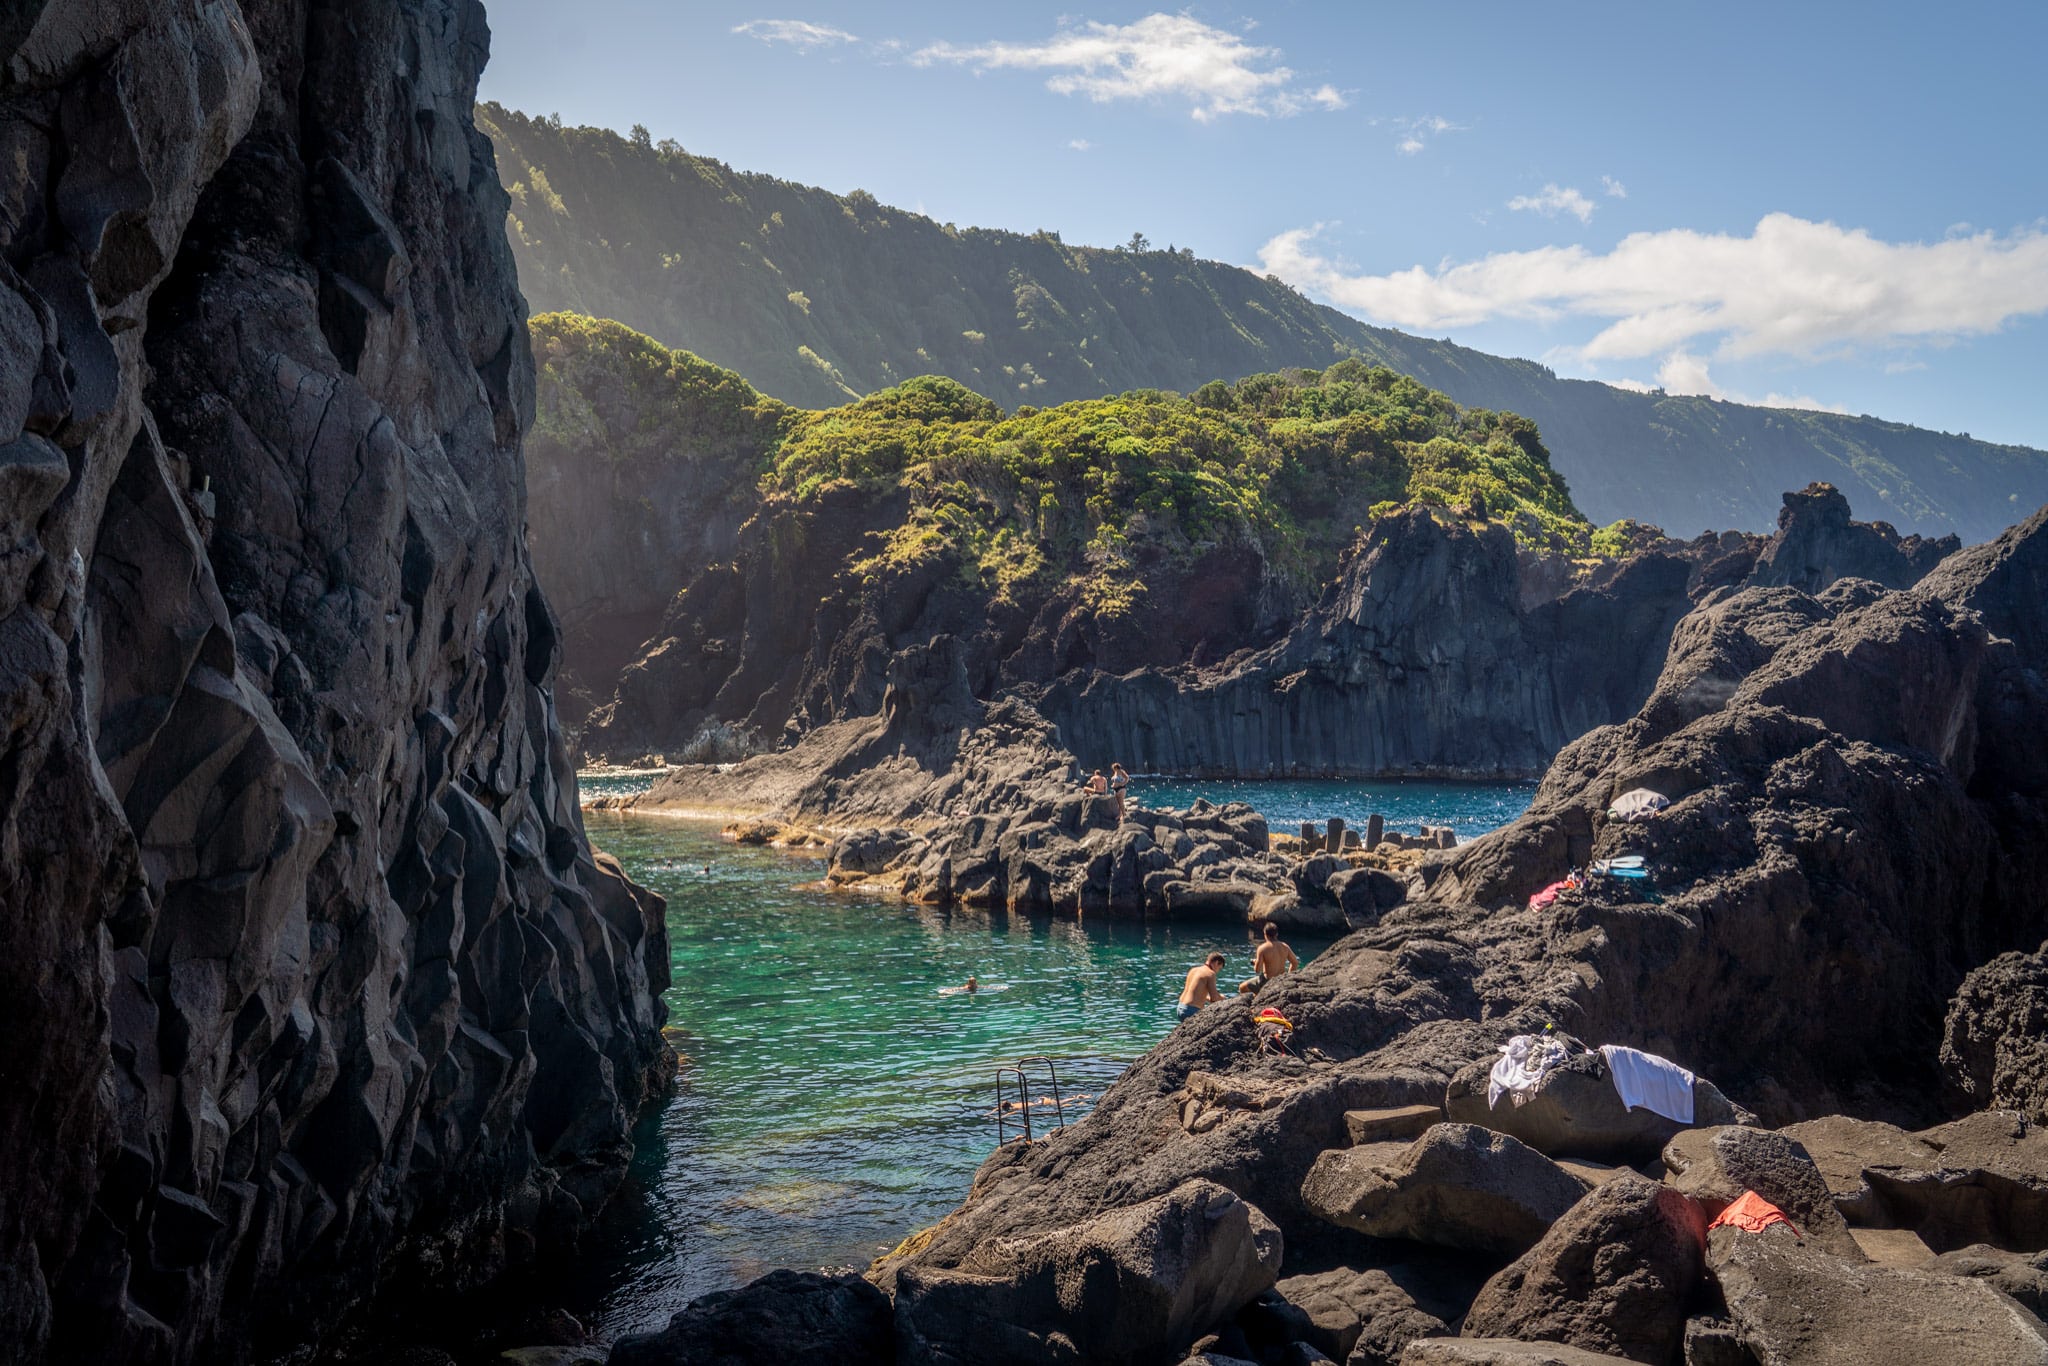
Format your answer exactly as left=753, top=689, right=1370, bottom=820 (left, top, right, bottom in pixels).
left=485, top=104, right=2048, bottom=542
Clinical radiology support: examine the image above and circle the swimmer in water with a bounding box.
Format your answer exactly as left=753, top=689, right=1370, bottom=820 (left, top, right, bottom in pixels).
left=964, top=975, right=979, bottom=993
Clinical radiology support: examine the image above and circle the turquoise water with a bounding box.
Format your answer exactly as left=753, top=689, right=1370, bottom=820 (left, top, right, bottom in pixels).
left=563, top=776, right=1533, bottom=1340
left=1139, top=777, right=1537, bottom=843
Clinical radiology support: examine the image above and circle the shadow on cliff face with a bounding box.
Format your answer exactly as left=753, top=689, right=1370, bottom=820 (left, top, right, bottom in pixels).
left=0, top=4, right=671, bottom=1364
left=574, top=478, right=1958, bottom=787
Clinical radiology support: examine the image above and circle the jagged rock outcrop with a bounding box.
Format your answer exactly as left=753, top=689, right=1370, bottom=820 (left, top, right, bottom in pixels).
left=1040, top=511, right=1695, bottom=778
left=0, top=5, right=668, bottom=1364
left=1750, top=482, right=1960, bottom=594
left=865, top=502, right=2048, bottom=1363
left=1942, top=945, right=2048, bottom=1120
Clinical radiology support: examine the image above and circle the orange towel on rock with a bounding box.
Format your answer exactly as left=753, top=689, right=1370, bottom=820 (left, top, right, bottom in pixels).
left=1708, top=1190, right=1798, bottom=1236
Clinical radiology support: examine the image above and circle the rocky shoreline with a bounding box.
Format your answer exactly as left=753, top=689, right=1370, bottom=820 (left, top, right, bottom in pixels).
left=593, top=502, right=2048, bottom=1365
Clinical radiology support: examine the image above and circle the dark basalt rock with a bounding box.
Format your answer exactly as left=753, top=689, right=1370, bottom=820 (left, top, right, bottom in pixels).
left=1443, top=1052, right=1751, bottom=1165
left=893, top=1179, right=1283, bottom=1366
left=1708, top=1222, right=2048, bottom=1365
left=872, top=502, right=2048, bottom=1366
left=1301, top=1125, right=1592, bottom=1257
left=1942, top=943, right=2048, bottom=1121
left=1750, top=482, right=1960, bottom=595
left=1660, top=1126, right=1862, bottom=1261
left=1459, top=1175, right=1707, bottom=1366
left=608, top=1269, right=893, bottom=1366
left=0, top=4, right=669, bottom=1364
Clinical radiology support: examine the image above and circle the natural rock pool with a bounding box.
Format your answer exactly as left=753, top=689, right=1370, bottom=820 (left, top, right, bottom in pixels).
left=560, top=778, right=1535, bottom=1340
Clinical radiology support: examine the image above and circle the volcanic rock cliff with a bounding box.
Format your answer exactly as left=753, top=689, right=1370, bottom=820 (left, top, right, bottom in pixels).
left=0, top=5, right=668, bottom=1364
left=840, top=505, right=2048, bottom=1366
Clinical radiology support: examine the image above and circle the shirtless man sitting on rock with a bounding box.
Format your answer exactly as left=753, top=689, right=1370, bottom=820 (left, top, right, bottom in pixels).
left=1177, top=953, right=1227, bottom=1022
left=1240, top=923, right=1299, bottom=993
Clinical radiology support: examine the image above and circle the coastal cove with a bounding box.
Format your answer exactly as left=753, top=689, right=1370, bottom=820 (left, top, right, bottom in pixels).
left=564, top=779, right=1536, bottom=1340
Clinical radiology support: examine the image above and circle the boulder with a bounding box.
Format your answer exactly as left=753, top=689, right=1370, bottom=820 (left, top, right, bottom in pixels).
left=1347, top=1106, right=1447, bottom=1146
left=1679, top=1318, right=1749, bottom=1366
left=1660, top=1126, right=1863, bottom=1260
left=1776, top=1115, right=1943, bottom=1225
left=1445, top=1053, right=1751, bottom=1164
left=1869, top=1110, right=2048, bottom=1252
left=1329, top=868, right=1408, bottom=923
left=608, top=1270, right=892, bottom=1366
left=894, top=1179, right=1283, bottom=1366
left=1942, top=945, right=2048, bottom=1121
left=1253, top=1265, right=1470, bottom=1366
left=1301, top=1124, right=1591, bottom=1257
left=1708, top=1221, right=2048, bottom=1365
left=1928, top=1244, right=2048, bottom=1317
left=1256, top=890, right=1347, bottom=933
left=1461, top=1175, right=1707, bottom=1365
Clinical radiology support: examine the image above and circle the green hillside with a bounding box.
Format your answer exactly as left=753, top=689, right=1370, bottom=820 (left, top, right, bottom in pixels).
left=532, top=311, right=1606, bottom=607
left=485, top=105, right=2048, bottom=543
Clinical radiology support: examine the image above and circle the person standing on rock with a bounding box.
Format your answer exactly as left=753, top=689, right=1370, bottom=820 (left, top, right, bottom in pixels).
left=1177, top=953, right=1227, bottom=1021
left=1110, top=763, right=1131, bottom=821
left=1240, top=923, right=1299, bottom=993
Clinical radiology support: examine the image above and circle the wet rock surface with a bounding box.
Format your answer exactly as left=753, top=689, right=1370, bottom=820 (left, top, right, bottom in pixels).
left=0, top=4, right=669, bottom=1363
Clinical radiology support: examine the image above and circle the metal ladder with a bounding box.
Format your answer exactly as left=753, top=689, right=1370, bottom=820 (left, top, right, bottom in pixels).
left=994, top=1056, right=1068, bottom=1145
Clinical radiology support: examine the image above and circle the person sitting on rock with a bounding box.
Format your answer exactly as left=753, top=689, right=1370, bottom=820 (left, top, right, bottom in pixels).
left=1084, top=768, right=1108, bottom=796
left=1239, top=922, right=1299, bottom=993
left=1109, top=763, right=1131, bottom=821
left=1177, top=953, right=1227, bottom=1021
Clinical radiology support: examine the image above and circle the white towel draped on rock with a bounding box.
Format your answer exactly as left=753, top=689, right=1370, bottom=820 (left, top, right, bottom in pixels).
left=1599, top=1043, right=1696, bottom=1124
left=1487, top=1033, right=1569, bottom=1108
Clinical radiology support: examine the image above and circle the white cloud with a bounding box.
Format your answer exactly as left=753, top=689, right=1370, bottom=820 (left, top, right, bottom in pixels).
left=1067, top=137, right=1093, bottom=151
left=1656, top=350, right=1721, bottom=397
left=1255, top=215, right=2048, bottom=364
left=733, top=19, right=858, bottom=49
left=1390, top=114, right=1458, bottom=155
left=914, top=14, right=1346, bottom=121
left=1602, top=175, right=1627, bottom=199
left=1884, top=358, right=1929, bottom=374
left=1597, top=353, right=1847, bottom=412
left=1508, top=183, right=1596, bottom=224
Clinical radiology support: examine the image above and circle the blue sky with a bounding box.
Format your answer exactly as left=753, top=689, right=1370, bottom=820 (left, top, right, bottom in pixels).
left=478, top=1, right=2048, bottom=449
